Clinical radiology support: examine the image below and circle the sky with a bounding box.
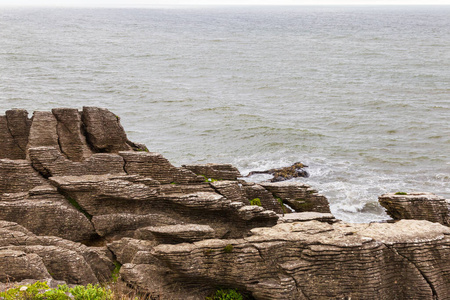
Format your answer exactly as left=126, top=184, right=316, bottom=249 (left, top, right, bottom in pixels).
left=0, top=0, right=449, bottom=7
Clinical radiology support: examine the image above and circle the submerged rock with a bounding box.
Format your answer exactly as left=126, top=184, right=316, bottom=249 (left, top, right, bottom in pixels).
left=246, top=162, right=309, bottom=182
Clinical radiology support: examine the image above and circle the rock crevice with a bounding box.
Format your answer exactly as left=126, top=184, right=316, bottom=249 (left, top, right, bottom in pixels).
left=1, top=107, right=450, bottom=300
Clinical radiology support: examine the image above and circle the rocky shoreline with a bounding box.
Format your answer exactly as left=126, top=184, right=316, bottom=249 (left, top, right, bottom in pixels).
left=1, top=107, right=449, bottom=299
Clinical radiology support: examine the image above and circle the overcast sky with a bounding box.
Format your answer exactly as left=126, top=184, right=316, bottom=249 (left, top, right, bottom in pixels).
left=0, top=0, right=449, bottom=7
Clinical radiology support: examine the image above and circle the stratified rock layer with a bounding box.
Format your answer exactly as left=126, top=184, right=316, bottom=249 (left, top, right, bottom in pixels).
left=379, top=192, right=450, bottom=226
left=1, top=107, right=450, bottom=300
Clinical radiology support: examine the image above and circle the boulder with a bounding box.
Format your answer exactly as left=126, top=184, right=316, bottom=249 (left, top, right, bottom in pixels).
left=379, top=192, right=450, bottom=226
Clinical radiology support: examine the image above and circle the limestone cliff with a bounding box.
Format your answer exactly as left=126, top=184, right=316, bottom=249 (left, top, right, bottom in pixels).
left=1, top=107, right=449, bottom=300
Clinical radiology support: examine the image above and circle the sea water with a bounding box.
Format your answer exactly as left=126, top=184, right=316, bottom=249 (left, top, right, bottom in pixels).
left=0, top=6, right=449, bottom=222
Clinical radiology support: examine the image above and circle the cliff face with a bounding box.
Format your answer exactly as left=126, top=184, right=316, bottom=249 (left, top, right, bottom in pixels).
left=1, top=107, right=450, bottom=299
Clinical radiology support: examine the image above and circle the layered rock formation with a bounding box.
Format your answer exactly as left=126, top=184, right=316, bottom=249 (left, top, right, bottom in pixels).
left=1, top=107, right=450, bottom=300
left=379, top=192, right=450, bottom=226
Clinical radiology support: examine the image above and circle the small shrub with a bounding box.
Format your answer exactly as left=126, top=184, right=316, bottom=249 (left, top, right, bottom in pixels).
left=249, top=198, right=261, bottom=206
left=112, top=261, right=122, bottom=282
left=0, top=282, right=113, bottom=300
left=206, top=288, right=244, bottom=300
left=223, top=244, right=233, bottom=253
left=395, top=192, right=408, bottom=195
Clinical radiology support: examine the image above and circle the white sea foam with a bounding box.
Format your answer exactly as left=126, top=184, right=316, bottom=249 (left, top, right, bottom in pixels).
left=0, top=6, right=449, bottom=222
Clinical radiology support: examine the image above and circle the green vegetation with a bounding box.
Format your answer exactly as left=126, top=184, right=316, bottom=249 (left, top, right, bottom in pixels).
left=67, top=197, right=92, bottom=220
left=111, top=261, right=122, bottom=282
left=201, top=175, right=219, bottom=183
left=223, top=244, right=233, bottom=253
left=249, top=198, right=261, bottom=206
left=0, top=282, right=112, bottom=300
left=276, top=197, right=288, bottom=214
left=395, top=192, right=408, bottom=195
left=206, top=288, right=244, bottom=300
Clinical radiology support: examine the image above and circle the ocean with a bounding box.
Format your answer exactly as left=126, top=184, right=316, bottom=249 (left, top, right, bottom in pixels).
left=0, top=6, right=449, bottom=222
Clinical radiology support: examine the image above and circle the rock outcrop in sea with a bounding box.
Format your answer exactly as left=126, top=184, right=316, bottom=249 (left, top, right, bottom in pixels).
left=1, top=107, right=450, bottom=299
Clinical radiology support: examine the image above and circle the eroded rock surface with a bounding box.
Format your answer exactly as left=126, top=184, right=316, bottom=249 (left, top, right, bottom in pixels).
left=1, top=107, right=450, bottom=300
left=379, top=192, right=450, bottom=226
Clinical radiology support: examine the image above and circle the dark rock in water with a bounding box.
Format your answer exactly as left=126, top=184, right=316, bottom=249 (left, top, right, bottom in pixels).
left=2, top=107, right=450, bottom=300
left=246, top=162, right=310, bottom=182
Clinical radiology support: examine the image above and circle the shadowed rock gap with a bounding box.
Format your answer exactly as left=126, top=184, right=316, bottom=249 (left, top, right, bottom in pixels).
left=2, top=107, right=450, bottom=299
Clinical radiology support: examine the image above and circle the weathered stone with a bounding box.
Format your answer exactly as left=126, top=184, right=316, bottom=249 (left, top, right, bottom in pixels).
left=159, top=183, right=215, bottom=195
left=136, top=224, right=215, bottom=244
left=29, top=147, right=125, bottom=177
left=277, top=212, right=337, bottom=224
left=183, top=163, right=242, bottom=181
left=49, top=174, right=160, bottom=216
left=379, top=192, right=450, bottom=226
left=246, top=162, right=309, bottom=182
left=150, top=220, right=450, bottom=299
left=210, top=181, right=249, bottom=204
left=27, top=111, right=59, bottom=153
left=243, top=182, right=284, bottom=214
left=0, top=221, right=114, bottom=285
left=108, top=238, right=158, bottom=265
left=81, top=107, right=132, bottom=152
left=0, top=186, right=97, bottom=242
left=0, top=250, right=51, bottom=282
left=52, top=108, right=93, bottom=161
left=0, top=159, right=47, bottom=194
left=260, top=181, right=331, bottom=213
left=92, top=213, right=179, bottom=239
left=0, top=110, right=31, bottom=160
left=120, top=151, right=203, bottom=184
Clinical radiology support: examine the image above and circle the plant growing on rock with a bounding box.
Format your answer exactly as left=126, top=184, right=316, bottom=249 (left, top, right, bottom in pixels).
left=395, top=192, right=408, bottom=195
left=206, top=288, right=244, bottom=300
left=249, top=198, right=261, bottom=206
left=223, top=244, right=233, bottom=253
